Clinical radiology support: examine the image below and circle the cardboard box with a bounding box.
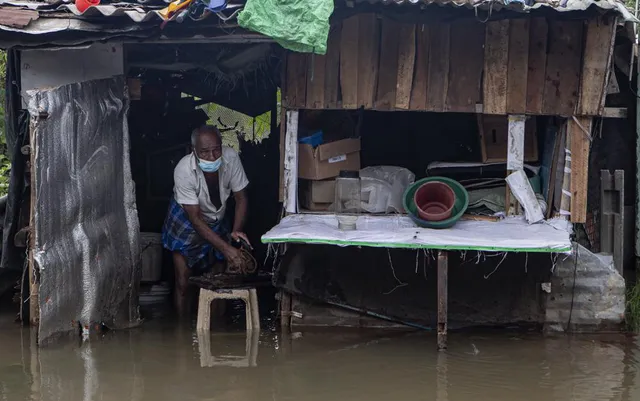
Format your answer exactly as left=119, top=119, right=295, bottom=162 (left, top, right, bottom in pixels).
left=299, top=179, right=335, bottom=211
left=298, top=138, right=361, bottom=180
left=478, top=115, right=538, bottom=163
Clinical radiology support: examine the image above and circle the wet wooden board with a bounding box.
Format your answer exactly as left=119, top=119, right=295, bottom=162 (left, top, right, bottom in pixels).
left=410, top=24, right=430, bottom=110
left=543, top=20, right=583, bottom=116
left=306, top=53, right=326, bottom=109
left=426, top=22, right=450, bottom=112
left=324, top=23, right=342, bottom=108
left=284, top=52, right=308, bottom=108
left=375, top=18, right=401, bottom=110
left=340, top=15, right=360, bottom=109
left=395, top=23, right=416, bottom=110
left=357, top=14, right=380, bottom=109
left=506, top=18, right=530, bottom=114
left=483, top=20, right=509, bottom=115
left=526, top=18, right=548, bottom=114
left=577, top=16, right=616, bottom=116
left=569, top=116, right=592, bottom=223
left=446, top=20, right=484, bottom=113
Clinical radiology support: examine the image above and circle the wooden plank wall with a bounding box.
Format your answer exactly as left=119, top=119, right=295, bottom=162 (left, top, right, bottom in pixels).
left=283, top=14, right=615, bottom=117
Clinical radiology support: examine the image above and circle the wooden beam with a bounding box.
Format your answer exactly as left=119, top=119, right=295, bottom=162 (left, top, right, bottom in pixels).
left=410, top=24, right=430, bottom=110
left=340, top=15, right=359, bottom=109
left=437, top=250, right=448, bottom=351
left=426, top=22, right=450, bottom=112
left=601, top=107, right=628, bottom=118
left=507, top=115, right=526, bottom=171
left=306, top=54, right=326, bottom=109
left=29, top=120, right=38, bottom=327
left=283, top=110, right=299, bottom=214
left=483, top=20, right=509, bottom=115
left=357, top=14, right=380, bottom=109
left=446, top=20, right=484, bottom=113
left=375, top=18, right=401, bottom=110
left=600, top=170, right=624, bottom=275
left=324, top=24, right=341, bottom=109
left=280, top=290, right=292, bottom=329
left=578, top=16, right=617, bottom=116
left=278, top=105, right=286, bottom=202
left=506, top=19, right=530, bottom=114
left=526, top=18, right=548, bottom=115
left=543, top=20, right=583, bottom=116
left=395, top=23, right=416, bottom=110
left=475, top=104, right=627, bottom=118
left=284, top=52, right=308, bottom=108
left=568, top=116, right=592, bottom=223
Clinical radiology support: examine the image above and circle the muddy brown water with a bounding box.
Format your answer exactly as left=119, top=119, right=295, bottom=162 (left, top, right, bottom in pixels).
left=1, top=310, right=639, bottom=401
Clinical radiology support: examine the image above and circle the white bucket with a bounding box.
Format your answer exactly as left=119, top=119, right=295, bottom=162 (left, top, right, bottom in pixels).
left=140, top=232, right=163, bottom=282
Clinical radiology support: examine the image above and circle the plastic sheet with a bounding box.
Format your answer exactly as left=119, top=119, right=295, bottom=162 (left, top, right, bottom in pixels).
left=237, top=0, right=334, bottom=54
left=262, top=214, right=572, bottom=252
left=360, top=166, right=415, bottom=214
left=28, top=76, right=141, bottom=344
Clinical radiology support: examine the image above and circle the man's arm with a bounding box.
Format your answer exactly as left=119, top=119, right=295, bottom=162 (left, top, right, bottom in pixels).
left=182, top=204, right=242, bottom=265
left=232, top=188, right=248, bottom=234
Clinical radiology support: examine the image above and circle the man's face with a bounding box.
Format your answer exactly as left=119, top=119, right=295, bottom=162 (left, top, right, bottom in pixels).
left=195, top=131, right=222, bottom=162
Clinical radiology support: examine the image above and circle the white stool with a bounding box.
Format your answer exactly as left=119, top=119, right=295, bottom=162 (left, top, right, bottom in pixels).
left=196, top=288, right=260, bottom=332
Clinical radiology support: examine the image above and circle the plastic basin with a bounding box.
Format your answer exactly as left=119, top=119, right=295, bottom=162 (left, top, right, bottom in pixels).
left=413, top=181, right=455, bottom=221
left=403, top=177, right=469, bottom=229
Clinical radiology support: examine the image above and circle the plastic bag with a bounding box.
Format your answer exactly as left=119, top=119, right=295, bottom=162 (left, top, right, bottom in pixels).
left=360, top=166, right=415, bottom=213
left=237, top=0, right=334, bottom=55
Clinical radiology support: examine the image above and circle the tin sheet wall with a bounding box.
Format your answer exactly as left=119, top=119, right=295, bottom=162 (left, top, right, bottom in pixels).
left=28, top=76, right=140, bottom=344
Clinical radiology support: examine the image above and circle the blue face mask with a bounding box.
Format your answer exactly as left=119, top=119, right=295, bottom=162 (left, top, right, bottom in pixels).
left=198, top=157, right=222, bottom=173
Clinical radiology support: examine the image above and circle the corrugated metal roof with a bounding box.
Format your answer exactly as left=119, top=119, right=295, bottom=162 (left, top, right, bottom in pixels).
left=0, top=0, right=636, bottom=37
left=0, top=0, right=245, bottom=31
left=359, top=0, right=637, bottom=20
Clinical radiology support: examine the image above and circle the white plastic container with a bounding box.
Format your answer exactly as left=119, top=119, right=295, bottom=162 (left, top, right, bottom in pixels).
left=140, top=232, right=163, bottom=282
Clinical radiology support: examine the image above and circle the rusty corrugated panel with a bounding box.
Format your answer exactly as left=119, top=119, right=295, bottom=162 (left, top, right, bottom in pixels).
left=0, top=7, right=38, bottom=28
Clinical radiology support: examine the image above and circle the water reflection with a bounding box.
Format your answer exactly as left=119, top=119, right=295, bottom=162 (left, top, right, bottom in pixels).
left=197, top=330, right=259, bottom=368
left=0, top=316, right=639, bottom=401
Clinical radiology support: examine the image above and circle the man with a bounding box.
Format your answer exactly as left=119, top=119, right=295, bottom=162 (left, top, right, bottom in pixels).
left=162, top=125, right=251, bottom=316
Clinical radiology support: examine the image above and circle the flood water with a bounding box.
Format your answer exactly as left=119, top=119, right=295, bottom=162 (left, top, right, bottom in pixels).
left=1, top=310, right=639, bottom=401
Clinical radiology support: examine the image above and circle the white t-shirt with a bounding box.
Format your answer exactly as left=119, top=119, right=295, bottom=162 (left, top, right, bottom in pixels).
left=173, top=147, right=249, bottom=223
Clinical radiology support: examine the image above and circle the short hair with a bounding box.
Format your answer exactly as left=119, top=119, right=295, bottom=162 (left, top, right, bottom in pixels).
left=191, top=125, right=222, bottom=148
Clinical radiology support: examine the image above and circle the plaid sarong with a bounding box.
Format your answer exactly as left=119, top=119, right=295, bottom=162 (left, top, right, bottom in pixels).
left=162, top=198, right=227, bottom=271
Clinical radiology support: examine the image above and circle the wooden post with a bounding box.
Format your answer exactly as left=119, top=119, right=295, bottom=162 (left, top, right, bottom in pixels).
left=437, top=250, right=448, bottom=351
left=283, top=110, right=299, bottom=214
left=569, top=116, right=592, bottom=223
left=600, top=170, right=624, bottom=275
left=28, top=121, right=39, bottom=327
left=507, top=115, right=525, bottom=215
left=436, top=351, right=449, bottom=401
left=280, top=290, right=292, bottom=329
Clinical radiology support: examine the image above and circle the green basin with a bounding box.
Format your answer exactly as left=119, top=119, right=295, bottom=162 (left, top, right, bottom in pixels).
left=403, top=177, right=469, bottom=229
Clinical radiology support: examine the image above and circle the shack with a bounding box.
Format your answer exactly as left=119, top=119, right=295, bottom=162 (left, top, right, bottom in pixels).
left=0, top=0, right=636, bottom=347
left=262, top=1, right=638, bottom=347
left=0, top=0, right=286, bottom=344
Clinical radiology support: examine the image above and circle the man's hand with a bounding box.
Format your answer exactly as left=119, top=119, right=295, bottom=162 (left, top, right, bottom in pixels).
left=223, top=245, right=244, bottom=269
left=231, top=231, right=253, bottom=249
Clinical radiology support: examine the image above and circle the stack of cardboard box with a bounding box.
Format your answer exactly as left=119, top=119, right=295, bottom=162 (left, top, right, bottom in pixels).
left=298, top=138, right=361, bottom=211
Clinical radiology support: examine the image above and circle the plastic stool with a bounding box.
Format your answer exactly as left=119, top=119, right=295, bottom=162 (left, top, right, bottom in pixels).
left=196, top=288, right=260, bottom=332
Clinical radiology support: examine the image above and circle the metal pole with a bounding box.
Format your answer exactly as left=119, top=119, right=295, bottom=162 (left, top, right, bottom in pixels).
left=437, top=250, right=448, bottom=351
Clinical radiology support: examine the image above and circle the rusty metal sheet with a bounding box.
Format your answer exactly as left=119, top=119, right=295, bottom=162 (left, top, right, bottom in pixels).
left=0, top=7, right=38, bottom=28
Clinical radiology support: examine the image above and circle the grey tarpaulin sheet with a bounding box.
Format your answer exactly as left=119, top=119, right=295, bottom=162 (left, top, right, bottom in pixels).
left=27, top=76, right=141, bottom=344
